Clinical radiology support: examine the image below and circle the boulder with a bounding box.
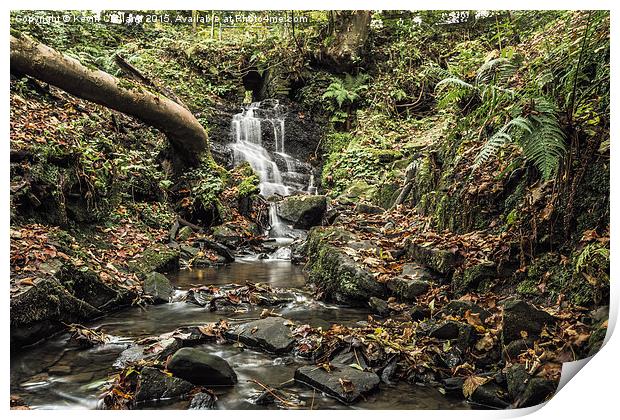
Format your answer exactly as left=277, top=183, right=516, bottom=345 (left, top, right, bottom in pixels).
left=506, top=364, right=530, bottom=400
left=304, top=227, right=388, bottom=305
left=405, top=240, right=462, bottom=275
left=470, top=381, right=510, bottom=409
left=10, top=278, right=103, bottom=348
left=453, top=261, right=497, bottom=294
left=176, top=226, right=193, bottom=241
left=135, top=367, right=194, bottom=402
left=189, top=392, right=217, bottom=409
left=213, top=224, right=243, bottom=249
left=354, top=202, right=385, bottom=214
left=429, top=321, right=474, bottom=348
left=387, top=276, right=430, bottom=300
left=503, top=338, right=534, bottom=360
left=167, top=348, right=237, bottom=386
left=294, top=363, right=380, bottom=404
left=501, top=300, right=555, bottom=345
left=224, top=317, right=295, bottom=354
left=277, top=195, right=327, bottom=229
left=128, top=244, right=179, bottom=278
left=143, top=272, right=173, bottom=304
left=409, top=306, right=431, bottom=321
left=57, top=263, right=134, bottom=310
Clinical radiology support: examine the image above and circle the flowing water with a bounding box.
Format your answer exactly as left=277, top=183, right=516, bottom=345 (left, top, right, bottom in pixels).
left=10, top=258, right=469, bottom=410
left=230, top=100, right=317, bottom=239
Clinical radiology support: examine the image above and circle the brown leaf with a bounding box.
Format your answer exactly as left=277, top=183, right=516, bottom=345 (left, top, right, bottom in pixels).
left=463, top=375, right=490, bottom=398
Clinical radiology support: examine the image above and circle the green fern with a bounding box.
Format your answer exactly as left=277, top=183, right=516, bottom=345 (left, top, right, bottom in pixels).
left=475, top=99, right=566, bottom=179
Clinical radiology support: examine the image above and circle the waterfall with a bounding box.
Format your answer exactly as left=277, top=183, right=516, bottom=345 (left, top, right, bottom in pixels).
left=230, top=99, right=315, bottom=238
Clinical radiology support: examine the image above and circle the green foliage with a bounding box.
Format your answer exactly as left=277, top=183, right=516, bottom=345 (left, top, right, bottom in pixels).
left=322, top=74, right=369, bottom=124
left=475, top=98, right=566, bottom=179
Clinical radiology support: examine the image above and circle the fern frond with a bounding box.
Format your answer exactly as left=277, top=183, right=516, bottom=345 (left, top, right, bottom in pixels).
left=474, top=131, right=513, bottom=167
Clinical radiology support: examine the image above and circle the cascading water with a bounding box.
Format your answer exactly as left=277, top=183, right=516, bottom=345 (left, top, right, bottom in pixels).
left=230, top=99, right=314, bottom=239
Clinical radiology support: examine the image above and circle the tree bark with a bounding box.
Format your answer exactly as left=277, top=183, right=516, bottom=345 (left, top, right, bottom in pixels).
left=10, top=34, right=208, bottom=167
left=320, top=11, right=372, bottom=72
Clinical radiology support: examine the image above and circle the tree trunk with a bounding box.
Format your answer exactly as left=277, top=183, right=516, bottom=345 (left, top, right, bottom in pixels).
left=320, top=11, right=372, bottom=72
left=10, top=34, right=208, bottom=167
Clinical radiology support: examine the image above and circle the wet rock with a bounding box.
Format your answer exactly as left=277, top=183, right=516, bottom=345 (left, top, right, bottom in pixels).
left=332, top=349, right=369, bottom=370
left=294, top=363, right=380, bottom=404
left=10, top=278, right=103, bottom=348
left=442, top=300, right=491, bottom=323
left=177, top=226, right=193, bottom=241
left=167, top=348, right=237, bottom=386
left=135, top=367, right=194, bottom=402
left=354, top=202, right=385, bottom=214
left=405, top=241, right=462, bottom=275
left=143, top=272, right=173, bottom=304
left=515, top=377, right=557, bottom=408
left=501, top=300, right=555, bottom=345
left=277, top=194, right=327, bottom=229
left=470, top=381, right=510, bottom=409
left=128, top=244, right=179, bottom=278
left=304, top=227, right=388, bottom=306
left=387, top=276, right=430, bottom=300
left=368, top=297, right=390, bottom=316
left=224, top=317, right=295, bottom=354
left=212, top=224, right=244, bottom=249
left=189, top=392, right=217, bottom=409
left=587, top=325, right=607, bottom=357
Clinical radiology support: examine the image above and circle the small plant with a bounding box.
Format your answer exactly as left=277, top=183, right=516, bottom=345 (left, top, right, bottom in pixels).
left=322, top=73, right=369, bottom=127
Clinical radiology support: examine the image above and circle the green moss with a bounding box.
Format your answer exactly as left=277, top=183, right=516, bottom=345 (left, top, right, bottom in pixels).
left=128, top=244, right=180, bottom=278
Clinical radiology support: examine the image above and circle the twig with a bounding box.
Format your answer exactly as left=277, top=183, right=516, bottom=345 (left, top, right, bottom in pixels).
left=247, top=379, right=300, bottom=408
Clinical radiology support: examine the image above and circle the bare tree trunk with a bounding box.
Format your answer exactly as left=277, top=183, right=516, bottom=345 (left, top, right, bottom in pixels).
left=10, top=34, right=208, bottom=167
left=320, top=11, right=372, bottom=72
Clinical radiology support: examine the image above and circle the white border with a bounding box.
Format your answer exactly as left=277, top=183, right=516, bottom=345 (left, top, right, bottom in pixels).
left=3, top=1, right=618, bottom=419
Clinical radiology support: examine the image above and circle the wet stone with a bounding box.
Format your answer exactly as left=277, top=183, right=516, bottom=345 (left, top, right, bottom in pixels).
left=189, top=392, right=217, bottom=409
left=294, top=363, right=380, bottom=404
left=224, top=317, right=295, bottom=354
left=167, top=348, right=237, bottom=386
left=135, top=367, right=194, bottom=402
left=143, top=272, right=173, bottom=304
left=387, top=276, right=430, bottom=300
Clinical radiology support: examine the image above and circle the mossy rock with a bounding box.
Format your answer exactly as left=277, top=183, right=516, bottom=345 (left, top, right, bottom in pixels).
left=176, top=226, right=193, bottom=242
left=128, top=244, right=179, bottom=278
left=405, top=240, right=462, bottom=276
left=10, top=278, right=103, bottom=348
left=336, top=181, right=377, bottom=204
left=143, top=272, right=173, bottom=304
left=57, top=262, right=134, bottom=310
left=452, top=261, right=497, bottom=295
left=304, top=227, right=387, bottom=306
left=277, top=195, right=327, bottom=229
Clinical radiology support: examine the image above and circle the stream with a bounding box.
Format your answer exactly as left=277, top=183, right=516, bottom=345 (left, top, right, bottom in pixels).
left=10, top=257, right=469, bottom=410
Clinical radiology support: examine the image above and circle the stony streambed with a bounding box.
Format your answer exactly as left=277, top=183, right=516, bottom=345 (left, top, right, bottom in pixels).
left=10, top=258, right=468, bottom=410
